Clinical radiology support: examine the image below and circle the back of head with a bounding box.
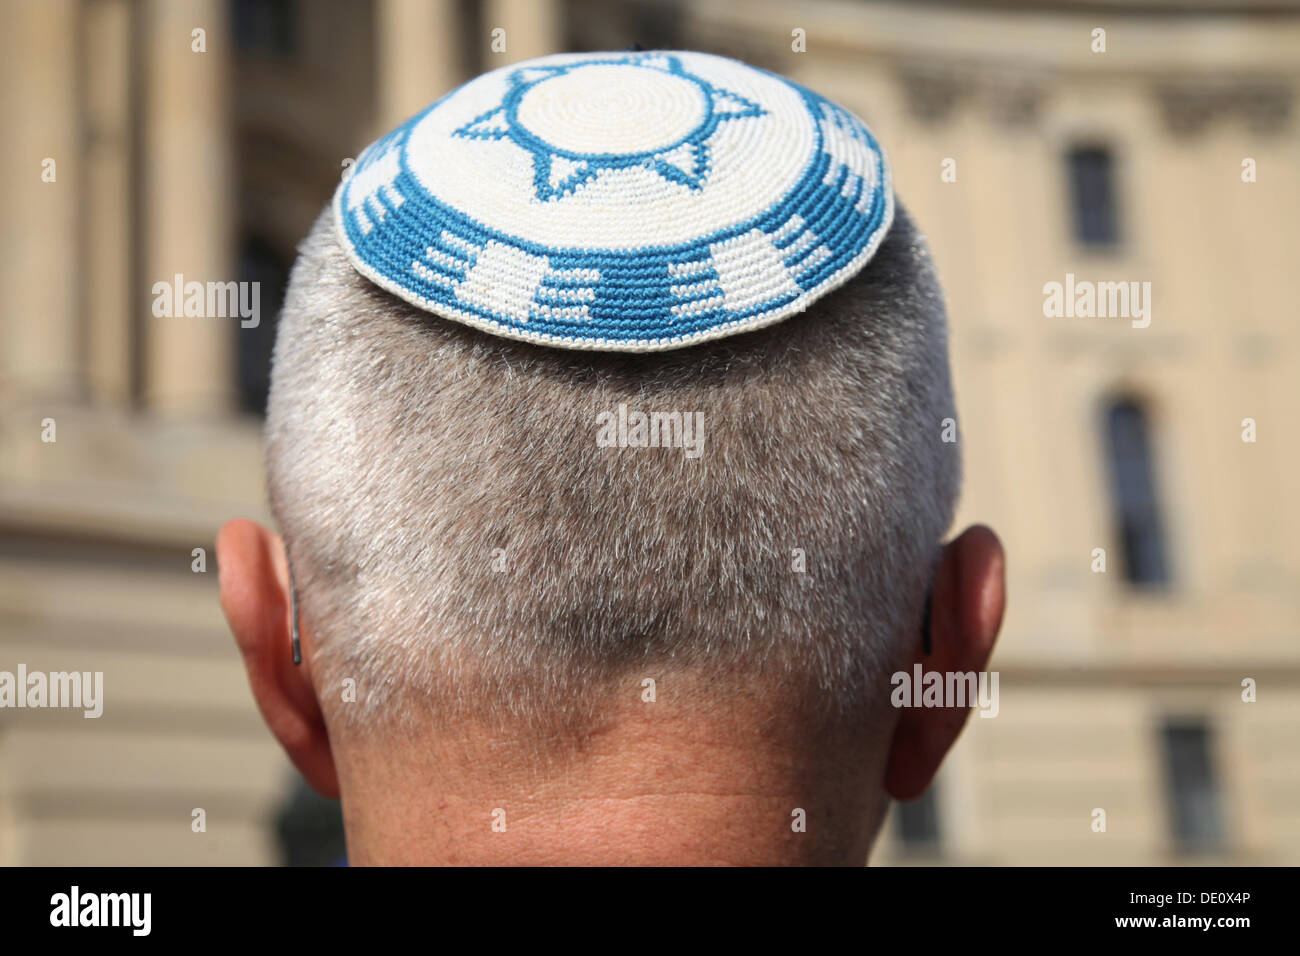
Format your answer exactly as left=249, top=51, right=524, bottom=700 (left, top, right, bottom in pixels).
left=231, top=50, right=990, bottom=864
left=265, top=201, right=959, bottom=738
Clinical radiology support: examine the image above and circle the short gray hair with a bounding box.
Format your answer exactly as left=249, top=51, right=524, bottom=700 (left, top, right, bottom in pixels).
left=265, top=201, right=959, bottom=733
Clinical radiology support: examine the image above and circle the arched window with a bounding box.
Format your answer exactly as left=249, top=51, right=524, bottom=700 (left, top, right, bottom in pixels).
left=1067, top=144, right=1119, bottom=246
left=1103, top=397, right=1170, bottom=587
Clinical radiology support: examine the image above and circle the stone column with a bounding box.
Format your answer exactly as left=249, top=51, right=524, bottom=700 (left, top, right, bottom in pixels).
left=140, top=0, right=234, bottom=417
left=0, top=0, right=81, bottom=402
left=482, top=0, right=561, bottom=65
left=375, top=0, right=464, bottom=133
left=84, top=0, right=134, bottom=406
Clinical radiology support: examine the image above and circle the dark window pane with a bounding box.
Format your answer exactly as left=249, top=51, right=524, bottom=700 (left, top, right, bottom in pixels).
left=1104, top=398, right=1170, bottom=587
left=629, top=0, right=683, bottom=50
left=1068, top=145, right=1119, bottom=245
left=233, top=0, right=297, bottom=58
left=895, top=787, right=942, bottom=852
left=1161, top=720, right=1224, bottom=852
left=275, top=776, right=347, bottom=866
left=236, top=237, right=288, bottom=416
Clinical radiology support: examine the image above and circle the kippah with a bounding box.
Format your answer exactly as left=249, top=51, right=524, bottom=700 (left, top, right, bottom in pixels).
left=333, top=50, right=893, bottom=352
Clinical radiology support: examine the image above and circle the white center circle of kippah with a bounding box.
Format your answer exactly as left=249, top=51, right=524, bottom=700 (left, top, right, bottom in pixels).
left=334, top=50, right=894, bottom=352
left=515, top=65, right=707, bottom=156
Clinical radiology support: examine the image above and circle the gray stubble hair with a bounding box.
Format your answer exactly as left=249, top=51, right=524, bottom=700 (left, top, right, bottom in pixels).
left=265, top=200, right=959, bottom=735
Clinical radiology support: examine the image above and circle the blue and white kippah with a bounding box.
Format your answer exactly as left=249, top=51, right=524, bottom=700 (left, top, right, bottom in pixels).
left=334, top=50, right=893, bottom=352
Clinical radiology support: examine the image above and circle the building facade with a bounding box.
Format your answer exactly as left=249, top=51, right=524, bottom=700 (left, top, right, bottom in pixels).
left=1, top=0, right=1297, bottom=864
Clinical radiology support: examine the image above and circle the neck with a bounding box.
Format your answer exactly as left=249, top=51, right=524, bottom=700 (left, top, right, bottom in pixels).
left=332, top=693, right=889, bottom=866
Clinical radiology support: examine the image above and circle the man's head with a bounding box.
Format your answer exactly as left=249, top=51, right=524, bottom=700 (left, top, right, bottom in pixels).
left=218, top=53, right=1005, bottom=864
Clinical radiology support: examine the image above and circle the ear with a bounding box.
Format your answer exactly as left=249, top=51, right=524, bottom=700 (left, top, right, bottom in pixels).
left=884, top=524, right=1005, bottom=801
left=216, top=518, right=340, bottom=798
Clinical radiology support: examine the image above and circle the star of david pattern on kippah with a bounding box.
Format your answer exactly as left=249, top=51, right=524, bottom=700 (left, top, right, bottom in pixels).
left=333, top=50, right=894, bottom=352
left=453, top=54, right=767, bottom=202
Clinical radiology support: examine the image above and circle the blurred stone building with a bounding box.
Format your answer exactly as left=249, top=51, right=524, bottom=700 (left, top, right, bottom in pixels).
left=1, top=0, right=1296, bottom=864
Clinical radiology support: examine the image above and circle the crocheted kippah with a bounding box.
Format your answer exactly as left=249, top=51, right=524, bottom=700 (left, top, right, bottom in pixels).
left=333, top=50, right=893, bottom=351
